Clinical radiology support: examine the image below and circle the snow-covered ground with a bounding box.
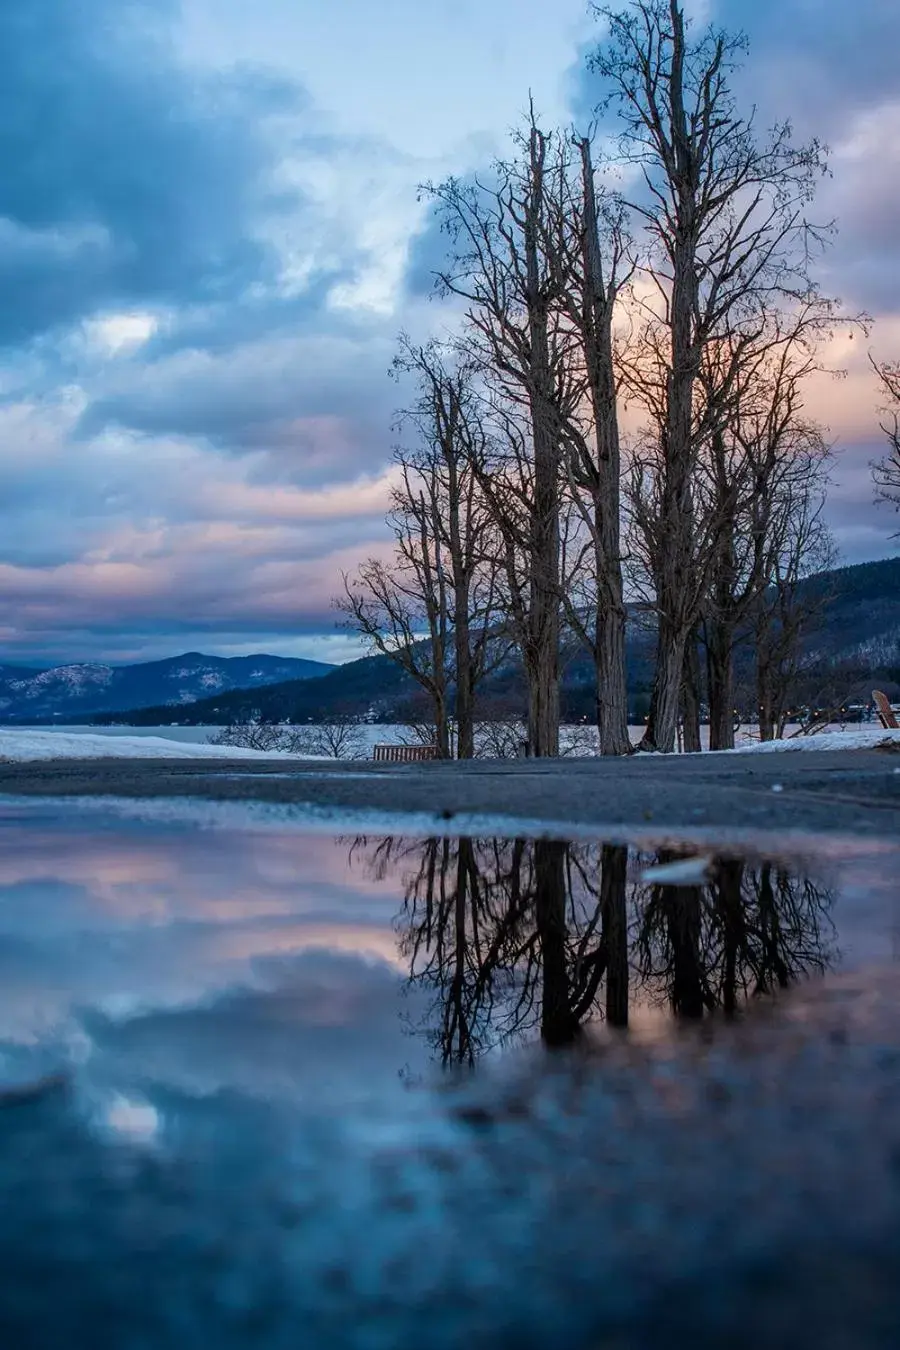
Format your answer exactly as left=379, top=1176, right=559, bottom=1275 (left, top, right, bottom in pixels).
left=0, top=729, right=293, bottom=762
left=0, top=721, right=895, bottom=763
left=729, top=727, right=900, bottom=755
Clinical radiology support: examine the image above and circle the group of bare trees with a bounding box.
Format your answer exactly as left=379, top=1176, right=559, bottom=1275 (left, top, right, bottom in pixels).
left=339, top=1, right=846, bottom=756
left=210, top=720, right=366, bottom=758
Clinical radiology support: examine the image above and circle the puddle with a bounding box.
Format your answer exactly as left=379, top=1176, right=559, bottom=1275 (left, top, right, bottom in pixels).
left=0, top=802, right=898, bottom=1347
left=0, top=806, right=894, bottom=1094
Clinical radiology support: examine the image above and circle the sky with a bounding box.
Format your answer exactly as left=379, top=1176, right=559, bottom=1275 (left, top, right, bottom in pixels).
left=0, top=0, right=898, bottom=667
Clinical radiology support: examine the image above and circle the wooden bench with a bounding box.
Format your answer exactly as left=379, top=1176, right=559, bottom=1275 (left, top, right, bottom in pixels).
left=873, top=690, right=899, bottom=730
left=372, top=743, right=439, bottom=763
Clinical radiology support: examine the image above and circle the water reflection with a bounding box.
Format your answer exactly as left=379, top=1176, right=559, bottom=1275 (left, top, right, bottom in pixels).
left=635, top=855, right=836, bottom=1019
left=352, top=837, right=838, bottom=1065
left=0, top=807, right=855, bottom=1099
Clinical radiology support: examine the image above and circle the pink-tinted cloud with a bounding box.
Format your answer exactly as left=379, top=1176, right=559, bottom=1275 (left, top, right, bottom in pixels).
left=0, top=0, right=896, bottom=665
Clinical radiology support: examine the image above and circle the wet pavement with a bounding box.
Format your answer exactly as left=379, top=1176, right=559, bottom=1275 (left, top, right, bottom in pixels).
left=1, top=743, right=900, bottom=839
left=0, top=799, right=898, bottom=1346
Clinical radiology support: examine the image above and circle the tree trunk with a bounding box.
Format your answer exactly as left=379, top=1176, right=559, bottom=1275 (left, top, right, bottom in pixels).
left=523, top=127, right=560, bottom=760
left=640, top=9, right=701, bottom=755
left=535, top=840, right=577, bottom=1046
left=525, top=394, right=561, bottom=758
left=640, top=618, right=686, bottom=753
left=526, top=639, right=559, bottom=760
left=524, top=417, right=561, bottom=760
left=600, top=844, right=629, bottom=1027
left=446, top=421, right=474, bottom=761
left=641, top=472, right=697, bottom=755
left=445, top=838, right=472, bottom=1063
left=434, top=690, right=451, bottom=759
left=593, top=527, right=630, bottom=756
left=706, top=618, right=736, bottom=750
left=756, top=623, right=775, bottom=741
left=666, top=885, right=706, bottom=1020
left=578, top=137, right=630, bottom=757
left=705, top=489, right=738, bottom=751
left=680, top=627, right=703, bottom=753
left=453, top=599, right=475, bottom=760
left=716, top=857, right=745, bottom=1017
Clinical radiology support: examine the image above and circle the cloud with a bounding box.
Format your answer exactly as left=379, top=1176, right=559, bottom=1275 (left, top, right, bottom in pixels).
left=0, top=814, right=427, bottom=1093
left=718, top=0, right=900, bottom=139
left=81, top=948, right=426, bottom=1101
left=0, top=0, right=305, bottom=347
left=0, top=0, right=435, bottom=660
left=78, top=329, right=401, bottom=478
left=0, top=0, right=895, bottom=666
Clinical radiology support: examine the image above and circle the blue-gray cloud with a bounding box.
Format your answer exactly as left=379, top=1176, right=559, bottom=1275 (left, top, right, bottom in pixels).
left=0, top=816, right=424, bottom=1095
left=0, top=0, right=306, bottom=346
left=718, top=0, right=900, bottom=136
left=0, top=0, right=895, bottom=667
left=570, top=0, right=900, bottom=314
left=77, top=327, right=400, bottom=477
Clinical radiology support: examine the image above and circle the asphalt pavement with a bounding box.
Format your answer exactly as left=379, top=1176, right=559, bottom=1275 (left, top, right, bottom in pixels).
left=1, top=745, right=898, bottom=840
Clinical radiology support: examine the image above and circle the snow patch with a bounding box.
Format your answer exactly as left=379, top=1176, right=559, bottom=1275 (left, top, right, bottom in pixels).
left=9, top=664, right=113, bottom=694
left=641, top=856, right=712, bottom=885
left=727, top=728, right=900, bottom=755
left=0, top=729, right=292, bottom=761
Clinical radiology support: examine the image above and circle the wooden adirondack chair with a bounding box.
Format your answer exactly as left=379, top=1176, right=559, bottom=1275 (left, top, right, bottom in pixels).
left=872, top=690, right=899, bottom=730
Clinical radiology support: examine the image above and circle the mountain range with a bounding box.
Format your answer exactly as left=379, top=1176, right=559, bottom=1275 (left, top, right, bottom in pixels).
left=0, top=652, right=333, bottom=722
left=76, top=555, right=900, bottom=728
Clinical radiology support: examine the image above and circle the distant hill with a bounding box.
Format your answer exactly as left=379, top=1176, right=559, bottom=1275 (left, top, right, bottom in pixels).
left=84, top=555, right=900, bottom=728
left=0, top=652, right=334, bottom=722
left=89, top=653, right=417, bottom=727
left=797, top=557, right=900, bottom=667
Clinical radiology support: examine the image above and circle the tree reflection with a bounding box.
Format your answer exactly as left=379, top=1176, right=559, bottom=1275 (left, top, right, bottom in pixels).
left=633, top=854, right=837, bottom=1019
left=347, top=836, right=837, bottom=1066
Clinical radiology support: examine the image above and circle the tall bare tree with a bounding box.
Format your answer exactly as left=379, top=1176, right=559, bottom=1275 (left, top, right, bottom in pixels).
left=425, top=117, right=579, bottom=756
left=338, top=344, right=504, bottom=758
left=392, top=339, right=507, bottom=758
left=591, top=0, right=828, bottom=752
left=753, top=461, right=836, bottom=741
left=872, top=357, right=900, bottom=524
left=697, top=304, right=838, bottom=748
left=339, top=482, right=452, bottom=755
left=555, top=137, right=633, bottom=754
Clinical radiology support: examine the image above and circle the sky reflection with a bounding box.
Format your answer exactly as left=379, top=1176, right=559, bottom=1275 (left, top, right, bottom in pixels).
left=0, top=806, right=895, bottom=1107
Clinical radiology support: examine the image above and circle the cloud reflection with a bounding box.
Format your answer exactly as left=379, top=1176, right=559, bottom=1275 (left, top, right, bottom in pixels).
left=0, top=809, right=890, bottom=1112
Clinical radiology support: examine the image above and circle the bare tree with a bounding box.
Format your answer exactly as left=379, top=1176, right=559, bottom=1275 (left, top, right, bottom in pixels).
left=208, top=722, right=287, bottom=754
left=475, top=714, right=528, bottom=760
left=290, top=721, right=367, bottom=759
left=753, top=465, right=837, bottom=741
left=592, top=0, right=828, bottom=752
left=425, top=115, right=580, bottom=756
left=391, top=338, right=508, bottom=758
left=872, top=357, right=900, bottom=523
left=389, top=836, right=630, bottom=1060
left=338, top=345, right=505, bottom=759
left=555, top=137, right=634, bottom=754
left=338, top=498, right=452, bottom=755
left=633, top=853, right=835, bottom=1015
left=697, top=304, right=838, bottom=748
left=210, top=719, right=367, bottom=758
